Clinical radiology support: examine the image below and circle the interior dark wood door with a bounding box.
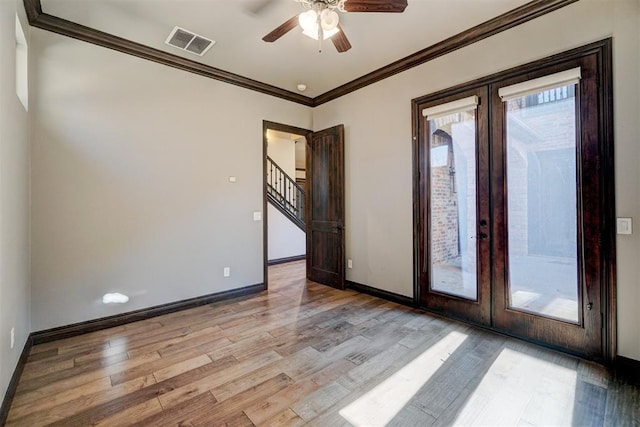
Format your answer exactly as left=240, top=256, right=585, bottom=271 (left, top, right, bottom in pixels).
left=307, top=124, right=345, bottom=289
left=417, top=87, right=491, bottom=326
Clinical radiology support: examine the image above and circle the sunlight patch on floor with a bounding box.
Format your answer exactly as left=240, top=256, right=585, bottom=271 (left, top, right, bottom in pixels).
left=339, top=330, right=468, bottom=426
left=452, top=347, right=578, bottom=426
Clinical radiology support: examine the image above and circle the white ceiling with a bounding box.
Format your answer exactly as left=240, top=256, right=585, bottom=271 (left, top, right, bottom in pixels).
left=41, top=0, right=531, bottom=98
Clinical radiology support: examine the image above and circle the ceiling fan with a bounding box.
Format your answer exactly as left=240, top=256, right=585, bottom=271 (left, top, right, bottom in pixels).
left=261, top=0, right=408, bottom=53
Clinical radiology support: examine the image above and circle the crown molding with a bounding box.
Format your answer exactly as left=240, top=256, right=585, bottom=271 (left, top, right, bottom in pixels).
left=24, top=0, right=578, bottom=108
left=313, top=0, right=579, bottom=105
left=23, top=0, right=315, bottom=107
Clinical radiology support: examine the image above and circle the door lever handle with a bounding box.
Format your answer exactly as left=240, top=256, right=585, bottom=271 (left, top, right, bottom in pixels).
left=470, top=233, right=488, bottom=241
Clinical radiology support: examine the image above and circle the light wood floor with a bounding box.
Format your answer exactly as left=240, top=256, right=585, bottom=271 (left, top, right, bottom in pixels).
left=5, top=261, right=639, bottom=426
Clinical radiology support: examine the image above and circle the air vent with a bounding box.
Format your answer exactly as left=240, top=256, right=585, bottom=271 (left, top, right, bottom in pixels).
left=165, top=26, right=215, bottom=56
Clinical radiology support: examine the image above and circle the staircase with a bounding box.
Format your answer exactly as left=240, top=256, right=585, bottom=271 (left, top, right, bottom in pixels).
left=267, top=156, right=305, bottom=231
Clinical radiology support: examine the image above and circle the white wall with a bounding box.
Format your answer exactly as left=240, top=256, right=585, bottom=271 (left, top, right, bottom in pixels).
left=268, top=135, right=296, bottom=177
left=267, top=204, right=305, bottom=261
left=30, top=28, right=312, bottom=331
left=0, top=0, right=31, bottom=402
left=295, top=137, right=305, bottom=171
left=313, top=0, right=640, bottom=361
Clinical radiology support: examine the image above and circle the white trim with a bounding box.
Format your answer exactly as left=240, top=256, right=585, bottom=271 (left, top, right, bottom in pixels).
left=498, top=67, right=581, bottom=101
left=422, top=95, right=479, bottom=120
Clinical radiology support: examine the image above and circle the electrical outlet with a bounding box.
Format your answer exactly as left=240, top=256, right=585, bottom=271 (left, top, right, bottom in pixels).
left=347, top=259, right=353, bottom=269
left=10, top=327, right=15, bottom=349
left=223, top=267, right=230, bottom=277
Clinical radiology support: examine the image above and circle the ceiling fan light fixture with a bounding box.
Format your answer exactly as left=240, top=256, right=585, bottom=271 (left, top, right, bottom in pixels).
left=299, top=5, right=340, bottom=41
left=298, top=9, right=318, bottom=33
left=267, top=0, right=407, bottom=52
left=302, top=26, right=339, bottom=40
left=320, top=9, right=339, bottom=31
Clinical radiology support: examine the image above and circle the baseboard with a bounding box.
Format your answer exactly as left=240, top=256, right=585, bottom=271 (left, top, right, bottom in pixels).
left=268, top=255, right=306, bottom=266
left=0, top=335, right=33, bottom=426
left=31, top=283, right=265, bottom=345
left=615, top=355, right=640, bottom=385
left=346, top=280, right=416, bottom=308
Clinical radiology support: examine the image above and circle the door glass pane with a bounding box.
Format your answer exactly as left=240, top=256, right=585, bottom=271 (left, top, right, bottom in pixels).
left=505, top=84, right=579, bottom=323
left=429, top=109, right=477, bottom=300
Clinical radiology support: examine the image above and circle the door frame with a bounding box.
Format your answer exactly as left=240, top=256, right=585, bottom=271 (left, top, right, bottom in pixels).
left=262, top=121, right=312, bottom=290
left=411, top=39, right=616, bottom=362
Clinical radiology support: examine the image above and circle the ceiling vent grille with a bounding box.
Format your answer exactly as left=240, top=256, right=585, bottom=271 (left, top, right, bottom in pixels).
left=165, top=26, right=215, bottom=56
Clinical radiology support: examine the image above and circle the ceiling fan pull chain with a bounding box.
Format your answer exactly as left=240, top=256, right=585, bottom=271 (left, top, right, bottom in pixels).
left=317, top=14, right=323, bottom=53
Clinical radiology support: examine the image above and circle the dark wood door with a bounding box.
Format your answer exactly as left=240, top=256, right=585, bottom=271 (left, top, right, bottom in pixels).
left=490, top=54, right=604, bottom=359
left=415, top=44, right=613, bottom=361
left=417, top=87, right=491, bottom=326
left=307, top=125, right=345, bottom=289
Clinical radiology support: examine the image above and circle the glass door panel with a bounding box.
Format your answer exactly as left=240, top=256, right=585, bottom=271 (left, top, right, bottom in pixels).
left=418, top=87, right=491, bottom=326
left=429, top=110, right=478, bottom=300
left=504, top=85, right=579, bottom=323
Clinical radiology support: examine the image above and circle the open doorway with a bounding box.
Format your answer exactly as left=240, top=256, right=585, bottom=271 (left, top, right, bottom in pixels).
left=262, top=121, right=346, bottom=290
left=262, top=121, right=311, bottom=288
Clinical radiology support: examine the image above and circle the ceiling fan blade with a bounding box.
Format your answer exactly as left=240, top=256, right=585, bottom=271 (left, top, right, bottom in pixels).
left=331, top=25, right=352, bottom=53
left=262, top=16, right=299, bottom=42
left=343, top=0, right=408, bottom=13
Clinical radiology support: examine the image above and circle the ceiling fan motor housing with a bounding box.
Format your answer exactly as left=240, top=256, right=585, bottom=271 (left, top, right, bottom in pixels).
left=298, top=0, right=347, bottom=13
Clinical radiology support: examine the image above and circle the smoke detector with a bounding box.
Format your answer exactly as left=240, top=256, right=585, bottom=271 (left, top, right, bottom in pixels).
left=165, top=26, right=215, bottom=56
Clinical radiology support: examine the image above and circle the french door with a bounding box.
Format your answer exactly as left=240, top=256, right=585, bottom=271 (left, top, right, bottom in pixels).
left=414, top=43, right=614, bottom=361
left=416, top=86, right=491, bottom=325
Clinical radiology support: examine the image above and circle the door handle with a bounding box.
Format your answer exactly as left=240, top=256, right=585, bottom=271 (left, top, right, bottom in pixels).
left=471, top=233, right=488, bottom=240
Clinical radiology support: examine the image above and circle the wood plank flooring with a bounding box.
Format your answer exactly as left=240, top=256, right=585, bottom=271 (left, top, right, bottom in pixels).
left=5, top=261, right=639, bottom=426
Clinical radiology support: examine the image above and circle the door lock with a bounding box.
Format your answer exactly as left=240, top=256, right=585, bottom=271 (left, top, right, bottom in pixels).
left=586, top=302, right=593, bottom=311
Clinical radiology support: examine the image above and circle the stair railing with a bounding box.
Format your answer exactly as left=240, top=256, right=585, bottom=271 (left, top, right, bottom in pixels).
left=266, top=156, right=305, bottom=230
